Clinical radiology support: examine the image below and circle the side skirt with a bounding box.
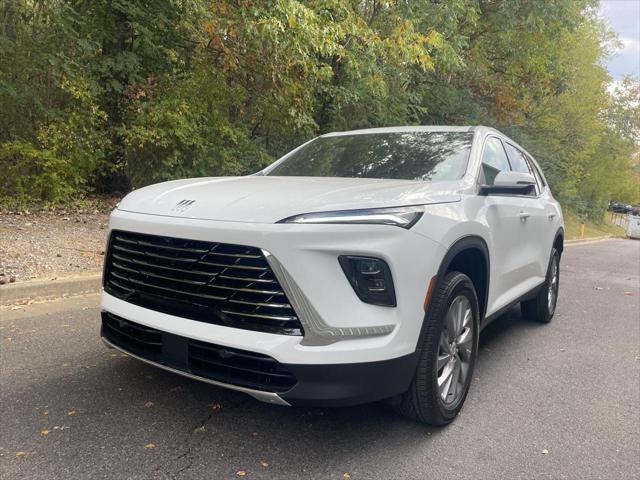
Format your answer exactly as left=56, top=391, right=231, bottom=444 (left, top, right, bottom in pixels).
left=481, top=281, right=545, bottom=329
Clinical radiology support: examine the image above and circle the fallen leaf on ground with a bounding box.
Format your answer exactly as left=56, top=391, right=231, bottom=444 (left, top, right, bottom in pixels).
left=236, top=470, right=247, bottom=477
left=40, top=429, right=50, bottom=436
left=343, top=473, right=351, bottom=479
left=67, top=410, right=76, bottom=416
left=541, top=449, right=549, bottom=455
left=144, top=401, right=154, bottom=408
left=15, top=451, right=26, bottom=457
left=144, top=443, right=156, bottom=449
left=43, top=410, right=49, bottom=416
left=193, top=426, right=206, bottom=433
left=260, top=461, right=269, bottom=468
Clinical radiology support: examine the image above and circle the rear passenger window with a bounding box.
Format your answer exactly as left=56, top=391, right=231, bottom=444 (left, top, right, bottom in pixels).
left=526, top=157, right=545, bottom=194
left=481, top=137, right=511, bottom=185
left=504, top=143, right=538, bottom=196
left=527, top=155, right=546, bottom=187
left=504, top=143, right=531, bottom=174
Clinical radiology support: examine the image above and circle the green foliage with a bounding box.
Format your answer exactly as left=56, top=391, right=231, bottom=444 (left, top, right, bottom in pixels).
left=121, top=68, right=272, bottom=188
left=0, top=141, right=75, bottom=202
left=0, top=0, right=638, bottom=211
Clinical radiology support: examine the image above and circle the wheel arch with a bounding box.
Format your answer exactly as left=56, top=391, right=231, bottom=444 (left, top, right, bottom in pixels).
left=434, top=235, right=490, bottom=321
left=553, top=227, right=564, bottom=256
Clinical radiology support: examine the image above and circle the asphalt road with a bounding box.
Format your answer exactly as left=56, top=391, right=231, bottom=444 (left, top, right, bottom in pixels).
left=1, top=239, right=639, bottom=480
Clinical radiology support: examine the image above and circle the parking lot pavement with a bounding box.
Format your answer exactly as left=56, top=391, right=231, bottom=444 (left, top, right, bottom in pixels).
left=1, top=239, right=638, bottom=480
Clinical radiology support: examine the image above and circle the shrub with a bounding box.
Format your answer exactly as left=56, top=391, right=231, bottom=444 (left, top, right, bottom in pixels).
left=0, top=141, right=78, bottom=203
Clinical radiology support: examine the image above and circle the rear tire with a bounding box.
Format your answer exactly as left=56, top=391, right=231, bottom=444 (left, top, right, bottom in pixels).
left=521, top=248, right=560, bottom=324
left=397, top=272, right=479, bottom=425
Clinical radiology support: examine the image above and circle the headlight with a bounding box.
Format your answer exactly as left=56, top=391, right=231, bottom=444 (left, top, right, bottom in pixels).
left=278, top=206, right=424, bottom=229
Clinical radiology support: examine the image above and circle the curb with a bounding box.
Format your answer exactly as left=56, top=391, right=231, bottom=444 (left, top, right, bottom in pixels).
left=565, top=235, right=620, bottom=246
left=0, top=273, right=102, bottom=305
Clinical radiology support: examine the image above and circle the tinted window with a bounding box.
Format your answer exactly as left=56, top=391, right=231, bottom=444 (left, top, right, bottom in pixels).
left=267, top=132, right=474, bottom=181
left=527, top=155, right=547, bottom=187
left=481, top=137, right=510, bottom=185
left=526, top=156, right=545, bottom=194
left=504, top=143, right=531, bottom=174
left=504, top=143, right=538, bottom=196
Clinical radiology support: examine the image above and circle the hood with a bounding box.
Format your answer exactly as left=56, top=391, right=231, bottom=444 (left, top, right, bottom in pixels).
left=117, top=176, right=461, bottom=223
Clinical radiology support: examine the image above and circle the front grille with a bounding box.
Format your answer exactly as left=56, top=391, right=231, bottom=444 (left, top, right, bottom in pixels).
left=102, top=311, right=162, bottom=359
left=101, top=313, right=297, bottom=393
left=188, top=339, right=296, bottom=392
left=103, top=230, right=303, bottom=336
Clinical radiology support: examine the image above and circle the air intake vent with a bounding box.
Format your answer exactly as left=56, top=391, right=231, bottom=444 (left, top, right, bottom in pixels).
left=101, top=313, right=297, bottom=393
left=101, top=312, right=162, bottom=359
left=188, top=339, right=296, bottom=392
left=103, top=230, right=303, bottom=336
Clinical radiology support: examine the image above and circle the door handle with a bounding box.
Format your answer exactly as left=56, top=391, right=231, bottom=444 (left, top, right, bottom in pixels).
left=519, top=211, right=530, bottom=222
left=548, top=213, right=556, bottom=220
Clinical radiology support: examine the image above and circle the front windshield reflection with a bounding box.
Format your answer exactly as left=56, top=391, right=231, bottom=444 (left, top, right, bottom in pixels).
left=268, top=132, right=474, bottom=181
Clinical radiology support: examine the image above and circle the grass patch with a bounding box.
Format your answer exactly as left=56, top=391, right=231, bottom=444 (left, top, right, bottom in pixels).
left=564, top=209, right=625, bottom=240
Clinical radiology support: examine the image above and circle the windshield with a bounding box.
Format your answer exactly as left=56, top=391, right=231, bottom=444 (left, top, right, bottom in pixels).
left=266, top=131, right=474, bottom=181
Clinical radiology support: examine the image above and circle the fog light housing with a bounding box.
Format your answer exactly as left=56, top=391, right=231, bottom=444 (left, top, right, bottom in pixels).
left=339, top=256, right=396, bottom=307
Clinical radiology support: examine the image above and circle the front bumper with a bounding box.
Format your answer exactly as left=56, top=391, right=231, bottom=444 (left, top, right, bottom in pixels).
left=103, top=209, right=445, bottom=364
left=100, top=209, right=445, bottom=404
left=101, top=311, right=417, bottom=407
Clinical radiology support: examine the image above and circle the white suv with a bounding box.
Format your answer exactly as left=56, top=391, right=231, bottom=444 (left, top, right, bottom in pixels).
left=101, top=126, right=563, bottom=425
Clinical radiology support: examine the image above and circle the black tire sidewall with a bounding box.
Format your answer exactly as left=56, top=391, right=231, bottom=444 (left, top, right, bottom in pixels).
left=539, top=248, right=560, bottom=321
left=521, top=247, right=560, bottom=323
left=424, top=273, right=480, bottom=421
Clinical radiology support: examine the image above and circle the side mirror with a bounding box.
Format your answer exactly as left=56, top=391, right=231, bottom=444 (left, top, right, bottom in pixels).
left=480, top=171, right=536, bottom=196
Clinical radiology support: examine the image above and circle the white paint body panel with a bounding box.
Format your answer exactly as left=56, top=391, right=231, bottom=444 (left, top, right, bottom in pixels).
left=101, top=125, right=563, bottom=365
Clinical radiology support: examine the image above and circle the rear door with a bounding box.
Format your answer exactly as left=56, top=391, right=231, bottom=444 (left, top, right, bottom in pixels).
left=524, top=152, right=561, bottom=271
left=503, top=143, right=549, bottom=281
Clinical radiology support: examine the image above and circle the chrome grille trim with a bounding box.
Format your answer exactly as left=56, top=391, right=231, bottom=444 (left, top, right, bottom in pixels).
left=262, top=250, right=395, bottom=346
left=104, top=231, right=303, bottom=336
left=115, top=236, right=210, bottom=254
left=112, top=253, right=217, bottom=276
left=221, top=310, right=298, bottom=321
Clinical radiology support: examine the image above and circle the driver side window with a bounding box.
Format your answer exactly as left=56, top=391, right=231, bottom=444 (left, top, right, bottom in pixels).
left=481, top=137, right=511, bottom=185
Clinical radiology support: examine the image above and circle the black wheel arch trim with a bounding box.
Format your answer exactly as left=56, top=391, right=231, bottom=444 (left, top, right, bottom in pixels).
left=388, top=235, right=491, bottom=400
left=433, top=235, right=490, bottom=321
left=553, top=227, right=564, bottom=255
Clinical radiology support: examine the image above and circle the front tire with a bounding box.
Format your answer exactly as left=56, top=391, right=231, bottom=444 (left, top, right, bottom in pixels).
left=521, top=247, right=560, bottom=323
left=397, top=272, right=479, bottom=425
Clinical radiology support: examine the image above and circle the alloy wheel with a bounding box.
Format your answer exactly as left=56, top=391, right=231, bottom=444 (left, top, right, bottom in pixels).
left=547, top=258, right=559, bottom=315
left=437, top=295, right=474, bottom=405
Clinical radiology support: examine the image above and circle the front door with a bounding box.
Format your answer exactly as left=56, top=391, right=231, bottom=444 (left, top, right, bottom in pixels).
left=479, top=137, right=541, bottom=315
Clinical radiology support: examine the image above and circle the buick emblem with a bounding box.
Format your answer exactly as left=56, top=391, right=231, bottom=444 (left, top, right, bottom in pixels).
left=172, top=199, right=196, bottom=212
